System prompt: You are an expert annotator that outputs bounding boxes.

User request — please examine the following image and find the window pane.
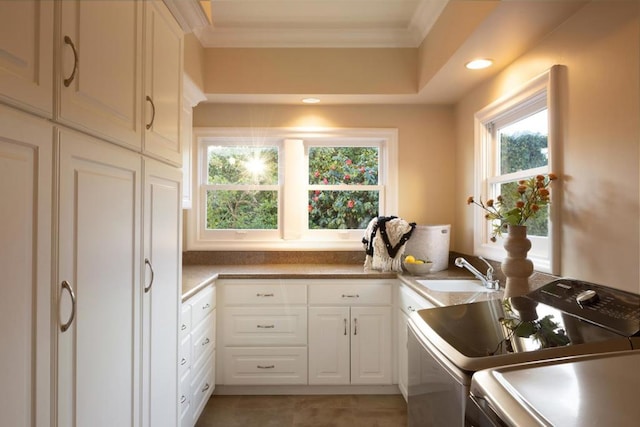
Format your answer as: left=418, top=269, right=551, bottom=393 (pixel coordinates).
left=499, top=109, right=548, bottom=174
left=308, top=146, right=378, bottom=185
left=496, top=181, right=549, bottom=237
left=206, top=190, right=278, bottom=229
left=308, top=190, right=379, bottom=229
left=208, top=146, right=278, bottom=185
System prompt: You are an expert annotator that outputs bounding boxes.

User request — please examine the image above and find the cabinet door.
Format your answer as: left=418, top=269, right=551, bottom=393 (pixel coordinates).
left=308, top=307, right=350, bottom=385
left=0, top=0, right=53, bottom=117
left=58, top=0, right=143, bottom=150
left=397, top=310, right=409, bottom=400
left=0, top=105, right=52, bottom=427
left=351, top=306, right=392, bottom=385
left=142, top=158, right=182, bottom=427
left=57, top=128, right=142, bottom=427
left=144, top=0, right=183, bottom=166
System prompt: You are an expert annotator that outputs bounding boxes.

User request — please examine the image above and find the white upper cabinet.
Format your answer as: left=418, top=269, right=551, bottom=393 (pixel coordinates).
left=144, top=0, right=184, bottom=166
left=0, top=0, right=53, bottom=117
left=57, top=0, right=143, bottom=151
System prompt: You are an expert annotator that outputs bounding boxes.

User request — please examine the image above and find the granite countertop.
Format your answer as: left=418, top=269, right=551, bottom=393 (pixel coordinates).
left=182, top=263, right=504, bottom=306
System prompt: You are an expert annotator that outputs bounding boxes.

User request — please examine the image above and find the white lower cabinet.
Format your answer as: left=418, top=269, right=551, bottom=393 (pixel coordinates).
left=309, top=305, right=392, bottom=385
left=56, top=128, right=143, bottom=427
left=223, top=347, right=308, bottom=385
left=142, top=158, right=182, bottom=427
left=0, top=105, right=52, bottom=427
left=397, top=283, right=436, bottom=400
left=180, top=284, right=216, bottom=427
left=55, top=127, right=182, bottom=427
left=218, top=280, right=308, bottom=386
left=308, top=281, right=393, bottom=385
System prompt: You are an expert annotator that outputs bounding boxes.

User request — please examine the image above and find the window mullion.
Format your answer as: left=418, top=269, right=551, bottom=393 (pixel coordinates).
left=282, top=139, right=305, bottom=240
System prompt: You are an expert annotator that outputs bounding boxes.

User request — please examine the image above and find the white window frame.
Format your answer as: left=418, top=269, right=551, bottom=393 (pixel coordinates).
left=473, top=66, right=561, bottom=274
left=186, top=127, right=398, bottom=251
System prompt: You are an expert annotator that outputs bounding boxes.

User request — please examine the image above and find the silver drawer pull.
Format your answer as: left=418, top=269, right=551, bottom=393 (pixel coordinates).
left=257, top=365, right=275, bottom=369
left=342, top=294, right=359, bottom=298
left=202, top=303, right=210, bottom=310
left=180, top=358, right=187, bottom=366
left=257, top=324, right=275, bottom=329
left=201, top=337, right=210, bottom=346
left=181, top=324, right=187, bottom=331
left=180, top=395, right=187, bottom=404
left=202, top=383, right=210, bottom=393
left=256, top=293, right=274, bottom=297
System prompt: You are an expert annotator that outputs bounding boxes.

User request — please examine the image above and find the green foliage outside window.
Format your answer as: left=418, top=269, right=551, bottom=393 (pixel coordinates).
left=499, top=132, right=549, bottom=236
left=308, top=147, right=380, bottom=229
left=206, top=146, right=278, bottom=230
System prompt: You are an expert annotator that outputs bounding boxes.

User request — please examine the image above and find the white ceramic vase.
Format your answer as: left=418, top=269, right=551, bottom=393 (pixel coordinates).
left=501, top=225, right=534, bottom=298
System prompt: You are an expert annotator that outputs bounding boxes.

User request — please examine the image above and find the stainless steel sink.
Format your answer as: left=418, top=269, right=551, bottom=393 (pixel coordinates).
left=416, top=279, right=496, bottom=293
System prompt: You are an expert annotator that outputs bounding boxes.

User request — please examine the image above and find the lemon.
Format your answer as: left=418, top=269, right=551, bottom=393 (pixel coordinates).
left=404, top=255, right=416, bottom=264
left=414, top=259, right=424, bottom=264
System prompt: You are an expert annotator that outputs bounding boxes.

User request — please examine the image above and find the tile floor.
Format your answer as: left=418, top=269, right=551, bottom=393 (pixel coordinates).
left=195, top=394, right=407, bottom=427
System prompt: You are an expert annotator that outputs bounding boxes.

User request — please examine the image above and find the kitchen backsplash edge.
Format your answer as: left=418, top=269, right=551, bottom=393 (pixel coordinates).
left=182, top=250, right=559, bottom=290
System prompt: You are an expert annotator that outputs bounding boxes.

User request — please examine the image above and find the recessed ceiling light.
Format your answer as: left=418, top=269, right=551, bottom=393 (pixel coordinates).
left=302, top=97, right=321, bottom=104
left=465, top=59, right=493, bottom=70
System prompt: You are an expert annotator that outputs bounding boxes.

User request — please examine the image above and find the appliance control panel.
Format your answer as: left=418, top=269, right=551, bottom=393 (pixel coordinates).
left=527, top=279, right=640, bottom=337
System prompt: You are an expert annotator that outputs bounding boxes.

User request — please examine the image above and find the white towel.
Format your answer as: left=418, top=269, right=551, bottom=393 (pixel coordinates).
left=362, top=216, right=416, bottom=272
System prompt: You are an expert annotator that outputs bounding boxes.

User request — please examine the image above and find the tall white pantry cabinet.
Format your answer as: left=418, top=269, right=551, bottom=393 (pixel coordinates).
left=0, top=1, right=185, bottom=427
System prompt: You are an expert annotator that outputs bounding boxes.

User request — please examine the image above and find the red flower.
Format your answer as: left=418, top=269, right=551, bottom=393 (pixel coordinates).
left=322, top=178, right=328, bottom=184
left=344, top=174, right=350, bottom=181
left=347, top=200, right=355, bottom=208
left=314, top=171, right=320, bottom=178
left=308, top=205, right=313, bottom=212
left=313, top=196, right=319, bottom=202
left=345, top=159, right=352, bottom=165
left=359, top=167, right=365, bottom=173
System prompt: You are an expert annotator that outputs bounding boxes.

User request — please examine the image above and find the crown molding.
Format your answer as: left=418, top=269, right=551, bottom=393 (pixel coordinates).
left=408, top=0, right=449, bottom=46
left=162, top=0, right=210, bottom=33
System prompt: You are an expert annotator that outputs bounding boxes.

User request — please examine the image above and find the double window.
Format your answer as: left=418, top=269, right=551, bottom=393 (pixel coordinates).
left=473, top=67, right=561, bottom=273
left=187, top=128, right=398, bottom=250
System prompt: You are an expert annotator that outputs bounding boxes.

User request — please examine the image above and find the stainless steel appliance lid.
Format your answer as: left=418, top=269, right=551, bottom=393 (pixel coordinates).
left=526, top=279, right=640, bottom=337
left=470, top=351, right=640, bottom=427
left=412, top=279, right=640, bottom=371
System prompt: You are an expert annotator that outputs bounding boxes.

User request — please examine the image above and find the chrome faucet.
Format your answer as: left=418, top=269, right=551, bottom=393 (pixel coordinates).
left=454, top=257, right=500, bottom=290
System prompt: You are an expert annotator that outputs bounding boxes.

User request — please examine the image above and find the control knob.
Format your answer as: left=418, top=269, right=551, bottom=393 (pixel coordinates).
left=576, top=289, right=599, bottom=307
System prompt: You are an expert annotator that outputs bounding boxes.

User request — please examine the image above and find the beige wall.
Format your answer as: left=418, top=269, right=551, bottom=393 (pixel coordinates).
left=193, top=103, right=457, bottom=229
left=184, top=33, right=205, bottom=89
left=202, top=48, right=417, bottom=94
left=454, top=1, right=639, bottom=293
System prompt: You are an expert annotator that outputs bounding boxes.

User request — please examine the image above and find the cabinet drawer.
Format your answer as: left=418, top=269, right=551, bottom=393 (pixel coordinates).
left=178, top=368, right=191, bottom=418
left=190, top=286, right=215, bottom=327
left=192, top=311, right=215, bottom=366
left=179, top=336, right=191, bottom=378
left=180, top=303, right=192, bottom=340
left=223, top=282, right=307, bottom=305
left=223, top=347, right=307, bottom=385
left=309, top=283, right=392, bottom=305
left=223, top=307, right=307, bottom=346
left=190, top=352, right=214, bottom=425
left=398, top=285, right=435, bottom=315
